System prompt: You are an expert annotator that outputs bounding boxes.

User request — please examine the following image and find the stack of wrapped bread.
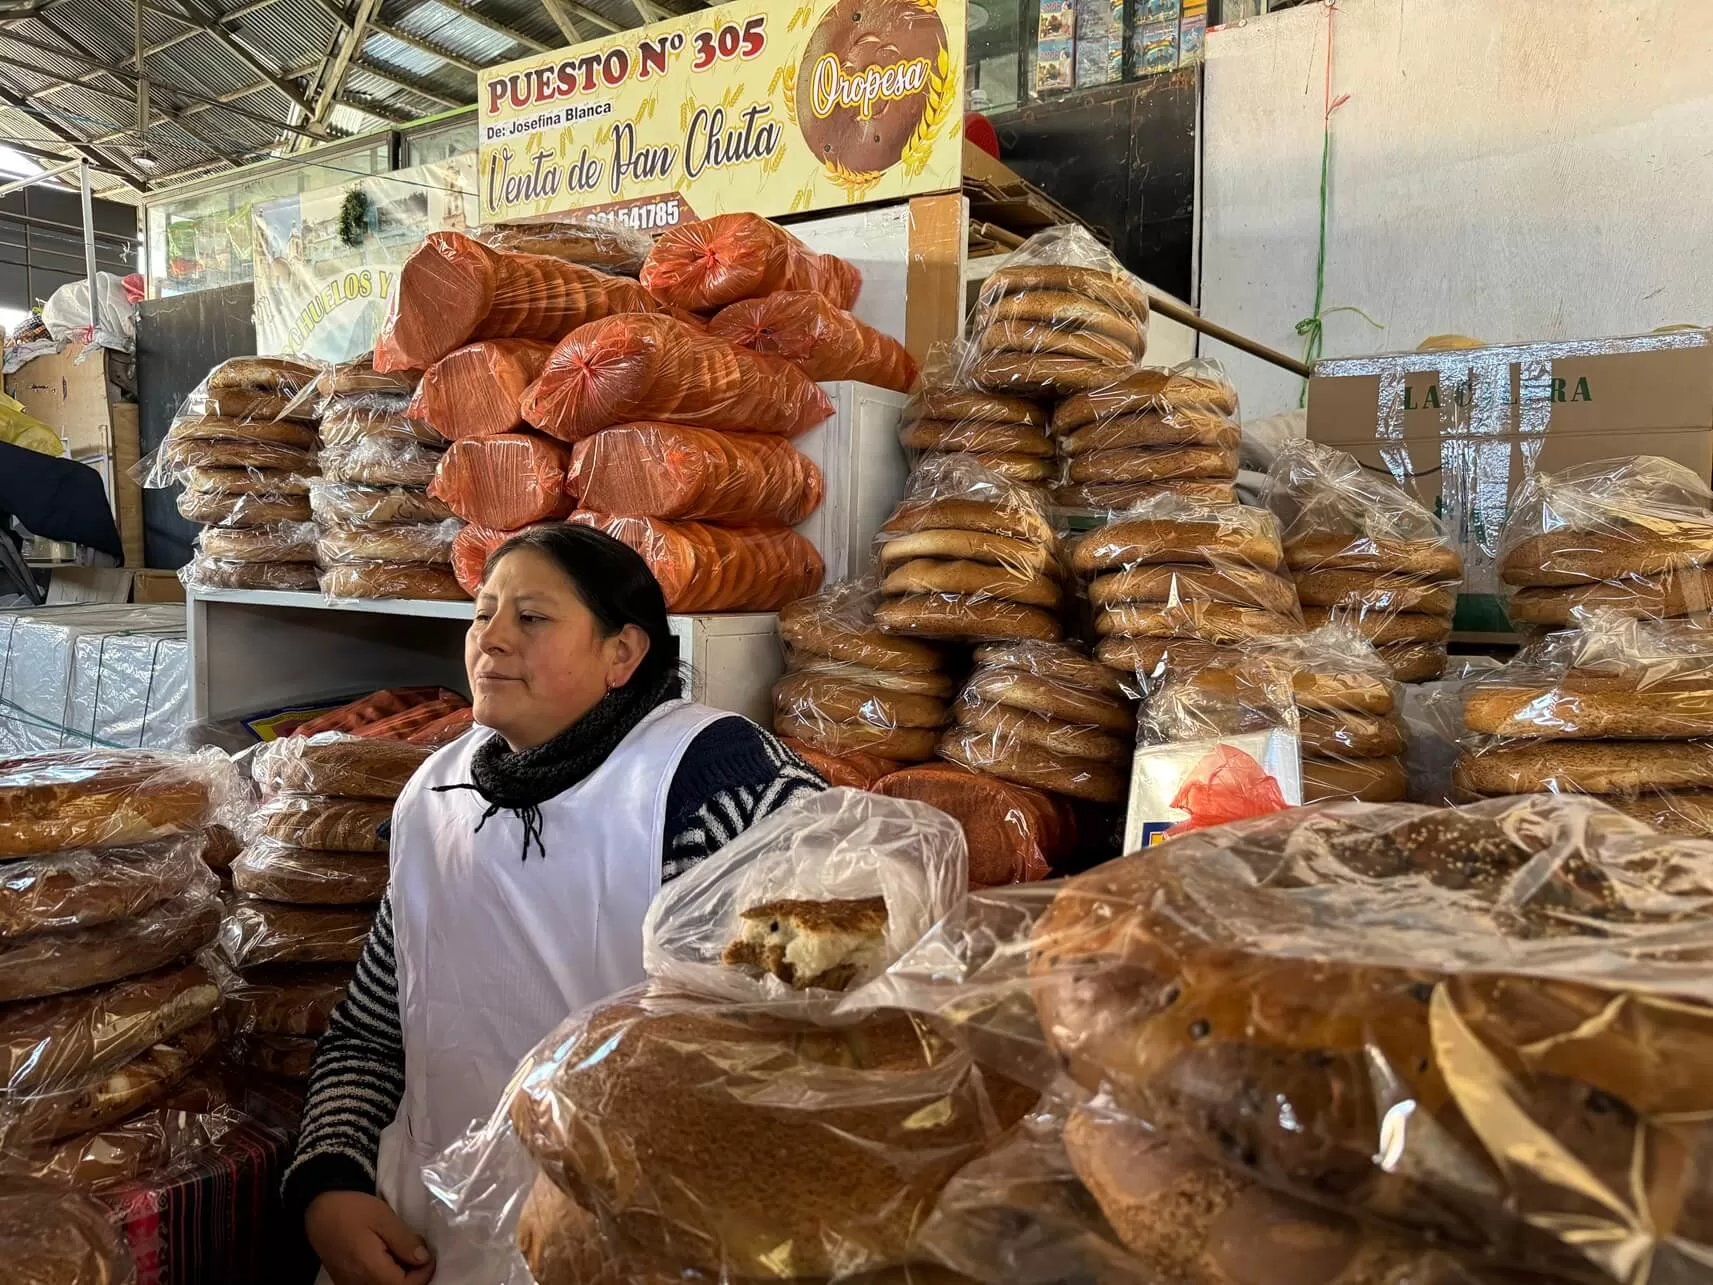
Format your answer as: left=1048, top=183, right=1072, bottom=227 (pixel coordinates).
left=772, top=579, right=953, bottom=776
left=0, top=751, right=232, bottom=1184
left=310, top=354, right=464, bottom=602
left=937, top=641, right=1133, bottom=805
left=874, top=457, right=1065, bottom=643
left=898, top=384, right=1054, bottom=500
left=224, top=734, right=428, bottom=1082
left=963, top=227, right=1150, bottom=399
left=1073, top=494, right=1304, bottom=678
left=160, top=356, right=322, bottom=592
left=1264, top=439, right=1461, bottom=681
left=1050, top=363, right=1241, bottom=512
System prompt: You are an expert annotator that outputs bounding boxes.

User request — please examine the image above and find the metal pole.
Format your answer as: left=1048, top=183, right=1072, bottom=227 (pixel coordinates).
left=1144, top=290, right=1314, bottom=378
left=0, top=158, right=81, bottom=198
left=79, top=159, right=98, bottom=339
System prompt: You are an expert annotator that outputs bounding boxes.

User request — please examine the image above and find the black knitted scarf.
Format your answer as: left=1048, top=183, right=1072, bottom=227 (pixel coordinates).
left=432, top=668, right=681, bottom=861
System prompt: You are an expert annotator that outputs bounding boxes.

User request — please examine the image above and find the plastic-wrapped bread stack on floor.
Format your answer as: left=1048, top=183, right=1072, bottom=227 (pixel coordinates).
left=772, top=578, right=955, bottom=779
left=0, top=752, right=234, bottom=1189
left=1072, top=493, right=1305, bottom=679
left=310, top=353, right=463, bottom=602
left=1049, top=362, right=1241, bottom=512
left=224, top=734, right=428, bottom=1084
left=897, top=382, right=1055, bottom=504
left=149, top=356, right=323, bottom=592
left=1263, top=439, right=1462, bottom=682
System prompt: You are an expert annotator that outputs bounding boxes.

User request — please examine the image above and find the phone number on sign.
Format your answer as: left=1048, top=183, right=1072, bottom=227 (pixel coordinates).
left=586, top=198, right=686, bottom=231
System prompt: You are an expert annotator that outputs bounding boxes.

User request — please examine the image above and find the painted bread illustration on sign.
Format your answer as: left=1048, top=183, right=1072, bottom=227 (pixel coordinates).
left=793, top=0, right=955, bottom=195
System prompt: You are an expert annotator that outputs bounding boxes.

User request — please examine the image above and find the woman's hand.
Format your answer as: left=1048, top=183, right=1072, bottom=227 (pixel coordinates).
left=306, top=1190, right=436, bottom=1285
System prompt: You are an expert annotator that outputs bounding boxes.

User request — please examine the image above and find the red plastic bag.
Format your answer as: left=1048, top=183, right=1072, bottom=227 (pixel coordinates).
left=640, top=213, right=861, bottom=312
left=428, top=433, right=576, bottom=528
left=707, top=292, right=917, bottom=392
left=410, top=340, right=554, bottom=441
left=522, top=314, right=832, bottom=442
left=568, top=424, right=823, bottom=525
left=406, top=707, right=475, bottom=747
left=450, top=522, right=520, bottom=595
left=569, top=511, right=824, bottom=612
left=1167, top=742, right=1289, bottom=833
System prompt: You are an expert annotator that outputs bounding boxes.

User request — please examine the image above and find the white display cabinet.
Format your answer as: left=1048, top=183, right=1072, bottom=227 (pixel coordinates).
left=796, top=380, right=910, bottom=584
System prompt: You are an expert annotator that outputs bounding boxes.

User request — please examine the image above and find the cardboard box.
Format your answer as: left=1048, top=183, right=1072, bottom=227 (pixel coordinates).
left=1308, top=330, right=1713, bottom=634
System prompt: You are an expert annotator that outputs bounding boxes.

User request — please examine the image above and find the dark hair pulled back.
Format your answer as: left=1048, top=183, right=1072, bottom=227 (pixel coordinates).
left=484, top=524, right=682, bottom=697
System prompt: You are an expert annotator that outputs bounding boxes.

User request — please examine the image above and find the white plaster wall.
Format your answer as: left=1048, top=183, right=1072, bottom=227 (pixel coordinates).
left=1200, top=0, right=1713, bottom=419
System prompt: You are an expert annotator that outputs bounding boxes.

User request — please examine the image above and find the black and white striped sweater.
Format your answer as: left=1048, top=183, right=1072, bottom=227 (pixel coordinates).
left=281, top=714, right=824, bottom=1219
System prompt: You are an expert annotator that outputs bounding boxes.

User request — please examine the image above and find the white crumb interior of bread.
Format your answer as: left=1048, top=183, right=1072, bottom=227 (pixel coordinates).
left=736, top=913, right=888, bottom=989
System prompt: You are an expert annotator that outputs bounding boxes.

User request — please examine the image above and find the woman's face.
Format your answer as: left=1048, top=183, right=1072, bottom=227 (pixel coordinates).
left=466, top=547, right=651, bottom=751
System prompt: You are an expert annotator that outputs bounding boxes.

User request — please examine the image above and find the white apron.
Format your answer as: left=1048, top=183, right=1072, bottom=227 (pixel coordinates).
left=316, top=699, right=725, bottom=1285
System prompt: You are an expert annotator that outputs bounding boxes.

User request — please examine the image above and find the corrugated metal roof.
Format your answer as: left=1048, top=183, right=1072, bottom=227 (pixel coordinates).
left=0, top=0, right=658, bottom=193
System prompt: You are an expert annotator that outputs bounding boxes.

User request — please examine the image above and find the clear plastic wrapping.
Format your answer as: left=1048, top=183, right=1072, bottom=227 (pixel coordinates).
left=308, top=481, right=455, bottom=527
left=316, top=351, right=419, bottom=402
left=568, top=423, right=824, bottom=525
left=186, top=356, right=321, bottom=423
left=0, top=834, right=215, bottom=939
left=1498, top=454, right=1713, bottom=627
left=0, top=1180, right=136, bottom=1283
left=231, top=1032, right=317, bottom=1080
left=230, top=842, right=388, bottom=905
left=176, top=486, right=307, bottom=529
left=318, top=561, right=469, bottom=604
left=638, top=213, right=861, bottom=312
left=707, top=291, right=917, bottom=391
left=318, top=397, right=443, bottom=448
left=318, top=435, right=445, bottom=488
left=874, top=455, right=1064, bottom=643
left=875, top=764, right=1073, bottom=886
left=219, top=897, right=373, bottom=968
left=179, top=554, right=319, bottom=593
left=0, top=749, right=240, bottom=861
left=569, top=512, right=824, bottom=613
left=898, top=381, right=1052, bottom=477
left=772, top=669, right=947, bottom=764
left=2, top=1104, right=243, bottom=1190
left=521, top=314, right=835, bottom=442
left=196, top=520, right=319, bottom=564
left=962, top=225, right=1150, bottom=397
left=1049, top=358, right=1239, bottom=430
left=0, top=893, right=221, bottom=1004
left=315, top=519, right=462, bottom=566
left=428, top=432, right=576, bottom=529
left=480, top=218, right=651, bottom=276
left=778, top=577, right=949, bottom=674
left=408, top=339, right=554, bottom=442
left=222, top=965, right=348, bottom=1038
left=373, top=230, right=659, bottom=373
left=251, top=794, right=391, bottom=852
left=252, top=731, right=430, bottom=800
left=451, top=523, right=513, bottom=596
left=776, top=738, right=901, bottom=790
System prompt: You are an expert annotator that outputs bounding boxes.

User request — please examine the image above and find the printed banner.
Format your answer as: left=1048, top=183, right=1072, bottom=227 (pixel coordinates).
left=478, top=0, right=965, bottom=229
left=252, top=157, right=479, bottom=361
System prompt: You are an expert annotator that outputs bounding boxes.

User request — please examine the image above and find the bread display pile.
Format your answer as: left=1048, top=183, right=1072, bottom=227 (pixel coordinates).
left=0, top=751, right=231, bottom=1176
left=707, top=289, right=917, bottom=391
left=224, top=733, right=428, bottom=1081
left=898, top=384, right=1055, bottom=499
left=310, top=353, right=464, bottom=602
left=1264, top=439, right=1462, bottom=681
left=162, top=356, right=323, bottom=592
left=772, top=579, right=953, bottom=767
left=1498, top=455, right=1713, bottom=627
left=938, top=642, right=1134, bottom=805
left=1049, top=365, right=1241, bottom=512
left=874, top=460, right=1065, bottom=643
left=1072, top=495, right=1305, bottom=677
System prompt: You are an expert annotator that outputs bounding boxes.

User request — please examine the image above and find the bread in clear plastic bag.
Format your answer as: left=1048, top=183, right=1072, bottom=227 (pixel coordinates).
left=252, top=731, right=431, bottom=800
left=1066, top=443, right=1237, bottom=486
left=569, top=512, right=824, bottom=613
left=961, top=226, right=1150, bottom=397
left=374, top=230, right=660, bottom=373
left=429, top=432, right=576, bottom=529
left=230, top=842, right=388, bottom=905
left=318, top=434, right=444, bottom=488
left=196, top=520, right=318, bottom=563
left=315, top=519, right=462, bottom=566
left=778, top=577, right=950, bottom=674
left=0, top=893, right=221, bottom=1005
left=0, top=834, right=215, bottom=939
left=308, top=481, right=454, bottom=526
left=639, top=213, right=861, bottom=312
left=316, top=351, right=419, bottom=401
left=1050, top=360, right=1239, bottom=433
left=522, top=313, right=835, bottom=443
left=219, top=897, right=373, bottom=968
left=707, top=290, right=917, bottom=391
left=156, top=431, right=315, bottom=479
left=165, top=413, right=318, bottom=452
left=252, top=794, right=391, bottom=852
left=318, top=561, right=468, bottom=603
left=568, top=423, right=824, bottom=526
left=777, top=738, right=900, bottom=790
left=0, top=1179, right=136, bottom=1283
left=319, top=398, right=444, bottom=448
left=0, top=961, right=219, bottom=1098
left=232, top=1031, right=318, bottom=1080
left=408, top=339, right=554, bottom=442
left=3, top=1103, right=244, bottom=1191
left=0, top=749, right=240, bottom=861
left=222, top=965, right=348, bottom=1038
left=179, top=554, right=319, bottom=593
left=177, top=487, right=313, bottom=528
left=1051, top=478, right=1238, bottom=513
left=194, top=356, right=322, bottom=422
left=772, top=671, right=947, bottom=764
left=874, top=764, right=1071, bottom=887
left=480, top=218, right=651, bottom=276
left=899, top=381, right=1049, bottom=461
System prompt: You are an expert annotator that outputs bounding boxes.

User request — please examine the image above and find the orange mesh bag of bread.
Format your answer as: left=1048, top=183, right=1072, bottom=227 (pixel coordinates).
left=568, top=424, right=823, bottom=526
left=707, top=291, right=917, bottom=392
left=429, top=434, right=576, bottom=528
left=777, top=738, right=899, bottom=789
left=569, top=512, right=824, bottom=612
left=639, top=213, right=861, bottom=312
left=375, top=231, right=657, bottom=373
left=522, top=314, right=833, bottom=443
left=409, top=340, right=555, bottom=441
left=451, top=522, right=520, bottom=594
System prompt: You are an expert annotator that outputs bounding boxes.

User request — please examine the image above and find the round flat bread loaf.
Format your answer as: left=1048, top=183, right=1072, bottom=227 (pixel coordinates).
left=0, top=1177, right=135, bottom=1283
left=880, top=497, right=1053, bottom=545
left=184, top=466, right=312, bottom=496
left=1378, top=642, right=1448, bottom=682
left=874, top=594, right=1063, bottom=643
left=938, top=726, right=1126, bottom=803
left=1097, top=601, right=1303, bottom=645
left=1053, top=371, right=1239, bottom=433
left=975, top=320, right=1140, bottom=366
left=208, top=355, right=319, bottom=396
left=1302, top=755, right=1407, bottom=803
left=779, top=599, right=945, bottom=673
left=773, top=672, right=948, bottom=730
left=1072, top=511, right=1283, bottom=575
left=1293, top=569, right=1456, bottom=617
left=873, top=763, right=1069, bottom=887
left=8, top=1018, right=219, bottom=1145
left=0, top=895, right=220, bottom=1004
left=1597, top=791, right=1713, bottom=837
left=1454, top=740, right=1713, bottom=796
left=1182, top=665, right=1396, bottom=716
left=1501, top=528, right=1713, bottom=588
left=1051, top=480, right=1238, bottom=511
left=178, top=489, right=312, bottom=527
left=231, top=844, right=390, bottom=905
left=1506, top=572, right=1713, bottom=626
left=1060, top=408, right=1238, bottom=455
left=225, top=966, right=349, bottom=1037
left=877, top=530, right=1058, bottom=577
left=900, top=419, right=1053, bottom=456
left=1284, top=533, right=1461, bottom=580
left=1094, top=635, right=1234, bottom=678
left=235, top=1032, right=317, bottom=1080
left=954, top=699, right=1132, bottom=763
left=978, top=265, right=1150, bottom=321
left=0, top=837, right=202, bottom=939
left=969, top=351, right=1119, bottom=397
left=253, top=733, right=431, bottom=800
left=309, top=484, right=454, bottom=526
left=1463, top=678, right=1713, bottom=739
left=1298, top=709, right=1405, bottom=759
left=168, top=414, right=317, bottom=450
left=1301, top=606, right=1451, bottom=645
left=954, top=452, right=1054, bottom=482
left=316, top=523, right=458, bottom=565
left=163, top=436, right=314, bottom=473
left=971, top=641, right=1132, bottom=700
left=880, top=557, right=1061, bottom=608
left=257, top=796, right=392, bottom=852
left=909, top=388, right=1046, bottom=427
left=198, top=524, right=318, bottom=563
left=962, top=668, right=1133, bottom=731
left=0, top=752, right=214, bottom=861
left=1066, top=445, right=1238, bottom=484
left=220, top=899, right=374, bottom=968
left=985, top=290, right=1147, bottom=347
left=320, top=405, right=444, bottom=447
left=192, top=560, right=320, bottom=592
left=772, top=709, right=938, bottom=762
left=1090, top=564, right=1300, bottom=616
left=319, top=562, right=468, bottom=602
